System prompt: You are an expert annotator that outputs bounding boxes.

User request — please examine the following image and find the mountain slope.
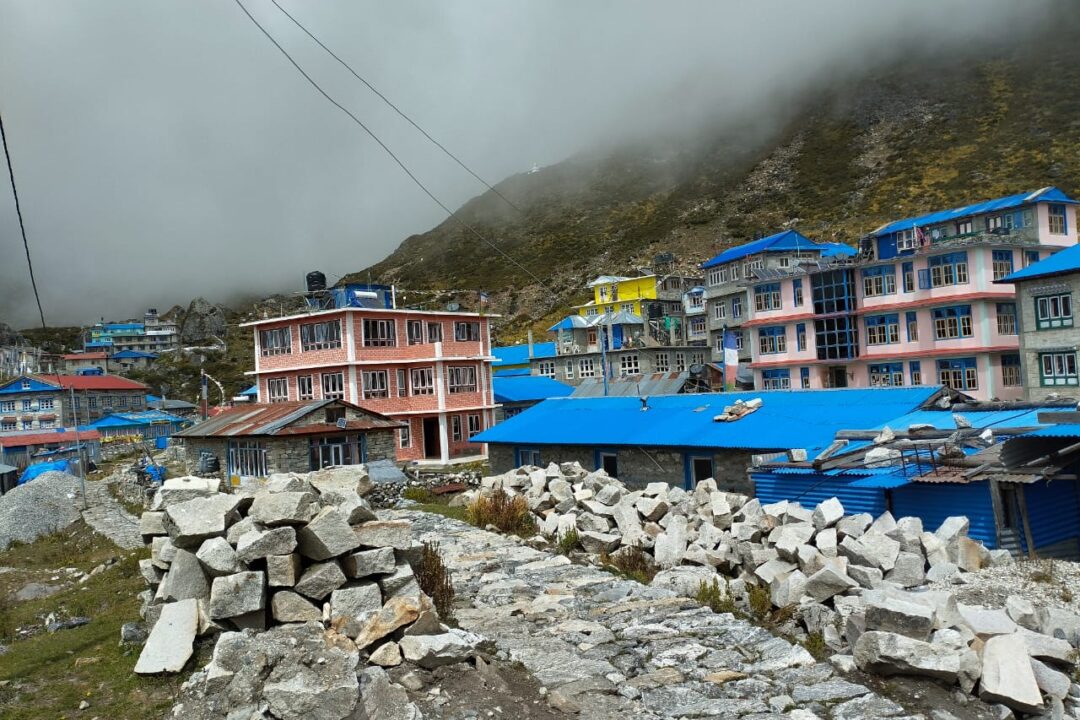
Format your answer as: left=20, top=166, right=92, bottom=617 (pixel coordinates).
left=348, top=20, right=1080, bottom=342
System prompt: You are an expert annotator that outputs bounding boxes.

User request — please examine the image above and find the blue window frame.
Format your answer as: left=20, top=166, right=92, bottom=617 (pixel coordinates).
left=793, top=279, right=804, bottom=307
left=909, top=361, right=922, bottom=385
left=796, top=323, right=807, bottom=351
left=1048, top=204, right=1067, bottom=235
left=937, top=357, right=978, bottom=391
left=991, top=250, right=1014, bottom=280
left=754, top=283, right=782, bottom=312
left=799, top=367, right=810, bottom=389
left=684, top=453, right=716, bottom=490
left=758, top=326, right=787, bottom=354
left=865, top=314, right=900, bottom=345
left=905, top=311, right=918, bottom=342
left=933, top=305, right=973, bottom=340
left=862, top=265, right=896, bottom=297
left=902, top=262, right=914, bottom=293
left=868, top=362, right=903, bottom=386
left=515, top=447, right=542, bottom=467
left=1025, top=250, right=1041, bottom=267
left=762, top=369, right=791, bottom=389
left=928, top=252, right=969, bottom=287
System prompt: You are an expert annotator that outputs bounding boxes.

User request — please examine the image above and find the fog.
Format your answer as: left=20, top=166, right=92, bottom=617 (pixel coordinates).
left=0, top=0, right=1053, bottom=328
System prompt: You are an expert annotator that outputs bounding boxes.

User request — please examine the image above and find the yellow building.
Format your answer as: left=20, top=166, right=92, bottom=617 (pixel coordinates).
left=576, top=275, right=659, bottom=317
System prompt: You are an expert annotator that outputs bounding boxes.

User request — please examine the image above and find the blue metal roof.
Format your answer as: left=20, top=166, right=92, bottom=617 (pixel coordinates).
left=702, top=230, right=852, bottom=269
left=240, top=385, right=258, bottom=397
left=111, top=350, right=159, bottom=359
left=872, top=406, right=1066, bottom=432
left=494, top=368, right=532, bottom=378
left=474, top=386, right=942, bottom=452
left=493, top=376, right=573, bottom=404
left=1020, top=424, right=1080, bottom=439
left=872, top=187, right=1078, bottom=237
left=999, top=243, right=1080, bottom=284
left=549, top=316, right=590, bottom=331
left=492, top=342, right=557, bottom=367
left=82, top=410, right=188, bottom=430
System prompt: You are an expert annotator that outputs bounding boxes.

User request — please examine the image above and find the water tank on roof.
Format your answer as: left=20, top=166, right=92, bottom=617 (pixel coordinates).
left=306, top=271, right=327, bottom=293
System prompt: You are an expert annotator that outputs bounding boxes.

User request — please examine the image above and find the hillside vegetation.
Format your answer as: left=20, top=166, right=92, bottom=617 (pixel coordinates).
left=348, top=19, right=1080, bottom=343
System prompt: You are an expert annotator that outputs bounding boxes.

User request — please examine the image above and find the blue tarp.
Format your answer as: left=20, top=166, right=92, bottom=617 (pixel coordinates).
left=19, top=459, right=71, bottom=484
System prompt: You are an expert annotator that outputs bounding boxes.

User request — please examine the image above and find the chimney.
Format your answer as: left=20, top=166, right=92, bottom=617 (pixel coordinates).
left=527, top=330, right=535, bottom=359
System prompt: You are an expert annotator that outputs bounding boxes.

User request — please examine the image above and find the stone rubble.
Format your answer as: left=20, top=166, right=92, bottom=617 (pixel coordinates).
left=458, top=463, right=1080, bottom=718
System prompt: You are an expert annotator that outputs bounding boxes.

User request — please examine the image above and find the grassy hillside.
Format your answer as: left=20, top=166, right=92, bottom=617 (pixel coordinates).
left=347, top=17, right=1080, bottom=344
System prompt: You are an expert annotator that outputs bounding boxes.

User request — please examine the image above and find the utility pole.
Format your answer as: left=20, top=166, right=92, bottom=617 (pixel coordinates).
left=69, top=385, right=87, bottom=509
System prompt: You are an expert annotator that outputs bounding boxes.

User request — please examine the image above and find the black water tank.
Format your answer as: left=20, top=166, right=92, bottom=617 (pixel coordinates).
left=306, top=271, right=327, bottom=292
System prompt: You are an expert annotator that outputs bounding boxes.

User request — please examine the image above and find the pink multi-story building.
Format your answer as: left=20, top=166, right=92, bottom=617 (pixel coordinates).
left=744, top=187, right=1078, bottom=400
left=243, top=306, right=496, bottom=464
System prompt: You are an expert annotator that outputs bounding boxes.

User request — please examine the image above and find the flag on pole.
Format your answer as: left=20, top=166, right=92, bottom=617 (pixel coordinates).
left=722, top=329, right=739, bottom=390
left=478, top=290, right=489, bottom=316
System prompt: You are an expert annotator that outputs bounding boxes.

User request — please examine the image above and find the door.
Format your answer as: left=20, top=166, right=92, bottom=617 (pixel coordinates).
left=423, top=417, right=441, bottom=459
left=686, top=455, right=714, bottom=489
left=599, top=452, right=618, bottom=478
left=827, top=366, right=848, bottom=389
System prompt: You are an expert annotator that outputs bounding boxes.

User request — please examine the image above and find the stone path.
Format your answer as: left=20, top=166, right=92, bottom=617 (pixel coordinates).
left=391, top=510, right=928, bottom=720
left=82, top=478, right=143, bottom=550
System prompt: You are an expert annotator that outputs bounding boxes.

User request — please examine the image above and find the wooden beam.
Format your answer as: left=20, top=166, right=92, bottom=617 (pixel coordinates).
left=987, top=477, right=1005, bottom=550
left=1036, top=411, right=1080, bottom=424
left=1016, top=484, right=1037, bottom=560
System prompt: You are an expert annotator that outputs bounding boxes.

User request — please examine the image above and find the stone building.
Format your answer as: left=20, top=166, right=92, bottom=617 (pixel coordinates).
left=0, top=373, right=148, bottom=431
left=174, top=399, right=402, bottom=484
left=998, top=242, right=1080, bottom=401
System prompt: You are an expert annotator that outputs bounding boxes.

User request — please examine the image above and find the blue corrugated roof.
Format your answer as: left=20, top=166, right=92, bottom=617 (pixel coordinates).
left=493, top=376, right=573, bottom=403
left=872, top=406, right=1065, bottom=432
left=240, top=385, right=258, bottom=396
left=474, top=386, right=941, bottom=452
left=702, top=230, right=846, bottom=269
left=872, top=187, right=1078, bottom=237
left=495, top=368, right=532, bottom=377
left=492, top=342, right=557, bottom=367
left=111, top=350, right=158, bottom=359
left=1020, top=424, right=1080, bottom=439
left=998, top=243, right=1080, bottom=284
left=82, top=410, right=188, bottom=430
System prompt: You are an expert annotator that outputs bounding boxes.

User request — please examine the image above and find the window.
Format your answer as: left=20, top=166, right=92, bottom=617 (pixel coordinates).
left=690, top=317, right=706, bottom=335
left=655, top=352, right=670, bottom=372
left=707, top=268, right=722, bottom=286
left=758, top=326, right=787, bottom=354
left=267, top=377, right=289, bottom=403
left=986, top=215, right=1004, bottom=231
left=762, top=369, right=790, bottom=390
left=620, top=303, right=634, bottom=313
left=730, top=265, right=740, bottom=281
left=363, top=319, right=396, bottom=347
left=731, top=296, right=742, bottom=319
left=298, top=375, right=314, bottom=400
left=411, top=367, right=434, bottom=395
left=1001, top=354, right=1022, bottom=387
left=718, top=267, right=728, bottom=283
left=39, top=397, right=54, bottom=410
left=897, top=228, right=917, bottom=252
left=88, top=397, right=97, bottom=409
left=1025, top=251, right=1041, bottom=268
left=933, top=305, right=973, bottom=340
left=116, top=396, right=127, bottom=408
left=579, top=358, right=596, bottom=377
left=447, top=366, right=478, bottom=393
left=407, top=320, right=425, bottom=345
left=0, top=401, right=13, bottom=412
left=713, top=301, right=726, bottom=320
left=0, top=421, right=14, bottom=431
left=793, top=279, right=803, bottom=307
left=322, top=372, right=345, bottom=400
left=325, top=407, right=345, bottom=424
left=260, top=327, right=292, bottom=355
left=800, top=367, right=810, bottom=389
left=909, top=361, right=922, bottom=385
left=228, top=439, right=268, bottom=478
left=20, top=380, right=29, bottom=389
left=754, top=283, right=782, bottom=312
left=362, top=371, right=389, bottom=399
left=732, top=330, right=744, bottom=350
left=397, top=369, right=408, bottom=397
left=427, top=322, right=443, bottom=343
left=869, top=362, right=904, bottom=386
left=902, top=262, right=914, bottom=293
left=300, top=320, right=342, bottom=351
left=691, top=351, right=706, bottom=366
left=956, top=219, right=973, bottom=235
left=674, top=352, right=686, bottom=372
left=996, top=303, right=1017, bottom=335
left=619, top=354, right=640, bottom=376
left=21, top=420, right=32, bottom=430
left=814, top=317, right=859, bottom=361
left=1035, top=293, right=1073, bottom=329
left=796, top=323, right=807, bottom=352
left=400, top=425, right=411, bottom=448
left=906, top=311, right=919, bottom=342
left=865, top=314, right=900, bottom=345
left=38, top=417, right=54, bottom=428
left=451, top=415, right=462, bottom=442
left=862, top=266, right=896, bottom=297
left=929, top=252, right=968, bottom=288
left=992, top=250, right=1014, bottom=280
left=467, top=414, right=481, bottom=439
left=537, top=361, right=555, bottom=378
left=1040, top=352, right=1078, bottom=386
left=937, top=357, right=978, bottom=391
left=455, top=321, right=481, bottom=342
left=1049, top=204, right=1067, bottom=235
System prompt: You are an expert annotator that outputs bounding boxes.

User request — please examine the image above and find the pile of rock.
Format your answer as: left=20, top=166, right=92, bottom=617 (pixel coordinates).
left=367, top=467, right=483, bottom=508
left=133, top=467, right=484, bottom=717
left=463, top=464, right=1080, bottom=717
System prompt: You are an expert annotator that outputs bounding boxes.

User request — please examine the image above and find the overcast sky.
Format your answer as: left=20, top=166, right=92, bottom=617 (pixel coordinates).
left=0, top=0, right=1050, bottom=328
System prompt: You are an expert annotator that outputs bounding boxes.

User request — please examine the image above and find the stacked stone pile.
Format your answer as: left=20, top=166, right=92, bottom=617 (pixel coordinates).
left=462, top=464, right=1080, bottom=717
left=133, top=467, right=484, bottom=718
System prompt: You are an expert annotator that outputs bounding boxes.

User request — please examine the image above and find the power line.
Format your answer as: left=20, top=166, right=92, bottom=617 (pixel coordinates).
left=231, top=0, right=547, bottom=288
left=0, top=108, right=47, bottom=330
left=268, top=0, right=525, bottom=216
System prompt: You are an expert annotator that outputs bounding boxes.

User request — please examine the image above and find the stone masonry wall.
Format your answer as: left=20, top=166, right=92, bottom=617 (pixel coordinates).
left=1017, top=274, right=1080, bottom=402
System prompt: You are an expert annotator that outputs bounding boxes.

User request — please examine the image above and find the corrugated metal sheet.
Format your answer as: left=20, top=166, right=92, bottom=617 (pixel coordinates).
left=892, top=482, right=997, bottom=548
left=1020, top=424, right=1080, bottom=438
left=492, top=342, right=557, bottom=367
left=493, top=376, right=573, bottom=403
left=701, top=230, right=855, bottom=269
left=1000, top=242, right=1080, bottom=283
left=475, top=386, right=941, bottom=452
left=570, top=373, right=688, bottom=398
left=175, top=400, right=398, bottom=438
left=753, top=473, right=887, bottom=517
left=848, top=475, right=913, bottom=489
left=873, top=187, right=1077, bottom=237
left=1021, top=480, right=1080, bottom=552
left=874, top=407, right=1063, bottom=433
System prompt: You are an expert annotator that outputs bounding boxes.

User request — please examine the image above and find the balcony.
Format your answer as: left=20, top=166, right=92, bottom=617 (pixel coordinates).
left=914, top=226, right=1040, bottom=252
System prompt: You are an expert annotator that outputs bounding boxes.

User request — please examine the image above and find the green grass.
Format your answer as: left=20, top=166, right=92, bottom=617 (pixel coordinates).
left=413, top=503, right=468, bottom=522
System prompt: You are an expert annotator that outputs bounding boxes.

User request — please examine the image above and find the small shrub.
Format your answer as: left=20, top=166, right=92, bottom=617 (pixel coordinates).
left=802, top=632, right=827, bottom=659
left=599, top=544, right=657, bottom=584
left=465, top=490, right=537, bottom=538
left=695, top=578, right=736, bottom=614
left=413, top=540, right=455, bottom=622
left=556, top=529, right=580, bottom=556
left=1062, top=587, right=1074, bottom=603
left=402, top=486, right=435, bottom=504
left=1028, top=558, right=1056, bottom=584
left=748, top=583, right=773, bottom=621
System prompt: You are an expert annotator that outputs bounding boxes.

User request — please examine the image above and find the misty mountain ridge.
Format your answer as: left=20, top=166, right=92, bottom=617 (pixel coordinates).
left=349, top=20, right=1080, bottom=341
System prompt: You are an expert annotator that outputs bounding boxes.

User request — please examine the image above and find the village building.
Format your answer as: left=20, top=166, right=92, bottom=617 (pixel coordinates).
left=110, top=349, right=159, bottom=373
left=996, top=242, right=1080, bottom=401
left=492, top=341, right=556, bottom=377
left=242, top=303, right=496, bottom=464
left=742, top=187, right=1078, bottom=399
left=147, top=396, right=199, bottom=418
left=82, top=410, right=190, bottom=445
left=62, top=351, right=110, bottom=374
left=0, top=429, right=102, bottom=470
left=1, top=343, right=55, bottom=377
left=173, top=399, right=400, bottom=482
left=85, top=308, right=180, bottom=354
left=474, top=386, right=946, bottom=492
left=0, top=374, right=148, bottom=431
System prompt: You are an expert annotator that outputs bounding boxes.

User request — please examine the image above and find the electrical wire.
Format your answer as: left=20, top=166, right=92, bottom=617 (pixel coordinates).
left=231, top=0, right=547, bottom=288
left=0, top=108, right=47, bottom=330
left=268, top=0, right=526, bottom=216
